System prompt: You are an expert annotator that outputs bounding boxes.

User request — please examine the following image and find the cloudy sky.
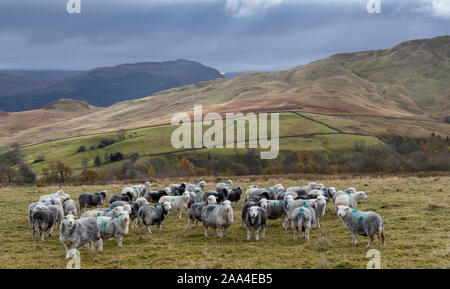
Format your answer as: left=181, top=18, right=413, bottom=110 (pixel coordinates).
left=0, top=0, right=449, bottom=72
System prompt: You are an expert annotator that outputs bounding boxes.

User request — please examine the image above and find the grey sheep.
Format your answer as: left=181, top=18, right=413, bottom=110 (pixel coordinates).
left=185, top=195, right=217, bottom=230
left=241, top=198, right=268, bottom=228
left=138, top=201, right=172, bottom=235
left=201, top=200, right=234, bottom=238
left=78, top=190, right=107, bottom=212
left=290, top=203, right=317, bottom=242
left=335, top=191, right=368, bottom=210
left=95, top=208, right=130, bottom=248
left=60, top=214, right=103, bottom=254
left=31, top=207, right=56, bottom=241
left=63, top=199, right=79, bottom=218
left=110, top=193, right=132, bottom=205
left=337, top=205, right=386, bottom=248
left=244, top=206, right=267, bottom=241
left=265, top=199, right=288, bottom=221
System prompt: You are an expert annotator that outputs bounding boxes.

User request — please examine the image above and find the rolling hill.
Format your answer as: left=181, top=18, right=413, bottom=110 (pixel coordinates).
left=0, top=59, right=224, bottom=112
left=0, top=36, right=449, bottom=150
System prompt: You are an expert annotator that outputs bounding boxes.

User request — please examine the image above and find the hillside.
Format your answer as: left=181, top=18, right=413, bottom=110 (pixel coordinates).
left=0, top=59, right=224, bottom=112
left=0, top=36, right=449, bottom=149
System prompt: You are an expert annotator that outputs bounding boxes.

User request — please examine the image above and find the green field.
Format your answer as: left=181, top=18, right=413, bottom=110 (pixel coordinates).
left=15, top=112, right=383, bottom=175
left=0, top=175, right=448, bottom=268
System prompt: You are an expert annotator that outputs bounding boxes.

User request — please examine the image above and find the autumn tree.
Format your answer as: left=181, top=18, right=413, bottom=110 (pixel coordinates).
left=45, top=161, right=73, bottom=183
left=80, top=169, right=99, bottom=182
left=177, top=157, right=195, bottom=176
left=0, top=168, right=19, bottom=183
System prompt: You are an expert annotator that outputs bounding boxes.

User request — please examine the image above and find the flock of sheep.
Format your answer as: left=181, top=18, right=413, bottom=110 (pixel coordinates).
left=27, top=180, right=386, bottom=261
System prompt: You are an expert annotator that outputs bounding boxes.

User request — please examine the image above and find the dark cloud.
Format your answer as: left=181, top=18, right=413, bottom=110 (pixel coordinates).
left=0, top=0, right=448, bottom=72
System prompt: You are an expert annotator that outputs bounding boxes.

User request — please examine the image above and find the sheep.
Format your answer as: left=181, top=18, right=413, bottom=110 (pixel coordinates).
left=185, top=195, right=217, bottom=230
left=60, top=214, right=103, bottom=254
left=138, top=201, right=172, bottom=235
left=241, top=198, right=268, bottom=228
left=110, top=201, right=128, bottom=209
left=337, top=205, right=385, bottom=248
left=31, top=207, right=56, bottom=241
left=265, top=199, right=288, bottom=221
left=39, top=190, right=70, bottom=203
left=110, top=193, right=132, bottom=205
left=216, top=180, right=232, bottom=193
left=95, top=209, right=130, bottom=248
left=143, top=189, right=169, bottom=203
left=335, top=191, right=368, bottom=211
left=201, top=200, right=234, bottom=238
left=121, top=181, right=151, bottom=201
left=47, top=199, right=65, bottom=229
left=135, top=197, right=149, bottom=207
left=290, top=204, right=317, bottom=242
left=284, top=196, right=327, bottom=229
left=81, top=206, right=125, bottom=219
left=186, top=181, right=207, bottom=193
left=128, top=202, right=141, bottom=229
left=78, top=190, right=107, bottom=212
left=244, top=206, right=267, bottom=241
left=203, top=188, right=227, bottom=203
left=63, top=199, right=79, bottom=217
left=187, top=189, right=202, bottom=209
left=265, top=184, right=284, bottom=200
left=169, top=183, right=186, bottom=196
left=159, top=191, right=190, bottom=219
left=332, top=188, right=353, bottom=202
left=243, top=188, right=270, bottom=204
left=226, top=187, right=243, bottom=206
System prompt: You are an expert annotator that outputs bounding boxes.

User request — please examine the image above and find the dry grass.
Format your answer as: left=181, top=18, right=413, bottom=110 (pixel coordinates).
left=0, top=175, right=449, bottom=269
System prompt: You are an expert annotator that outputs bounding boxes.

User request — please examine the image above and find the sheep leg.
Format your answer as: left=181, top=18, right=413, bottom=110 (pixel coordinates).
left=146, top=226, right=152, bottom=235
left=262, top=226, right=266, bottom=238
left=203, top=226, right=208, bottom=237
left=367, top=233, right=374, bottom=248
left=186, top=219, right=192, bottom=230
left=255, top=228, right=260, bottom=241
left=352, top=233, right=358, bottom=246
left=97, top=239, right=103, bottom=252
left=157, top=224, right=161, bottom=231
left=316, top=218, right=320, bottom=228
left=294, top=227, right=298, bottom=241
left=118, top=236, right=123, bottom=248
left=305, top=228, right=310, bottom=242
left=178, top=210, right=182, bottom=219
left=195, top=219, right=199, bottom=228
left=247, top=228, right=251, bottom=240
left=282, top=217, right=288, bottom=231
left=214, top=228, right=218, bottom=237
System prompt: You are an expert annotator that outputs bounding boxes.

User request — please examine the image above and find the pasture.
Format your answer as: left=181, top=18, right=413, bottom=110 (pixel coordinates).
left=0, top=175, right=448, bottom=269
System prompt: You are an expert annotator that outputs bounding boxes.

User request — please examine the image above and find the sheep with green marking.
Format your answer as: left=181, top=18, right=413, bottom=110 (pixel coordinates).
left=337, top=205, right=385, bottom=248
left=158, top=191, right=190, bottom=219
left=95, top=208, right=130, bottom=249
left=335, top=191, right=367, bottom=211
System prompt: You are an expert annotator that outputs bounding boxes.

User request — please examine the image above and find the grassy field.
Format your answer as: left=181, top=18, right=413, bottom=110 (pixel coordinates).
left=13, top=112, right=383, bottom=175
left=0, top=175, right=448, bottom=269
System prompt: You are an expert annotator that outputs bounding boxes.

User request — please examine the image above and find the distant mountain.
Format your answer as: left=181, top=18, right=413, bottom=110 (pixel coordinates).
left=0, top=36, right=449, bottom=148
left=0, top=70, right=82, bottom=82
left=0, top=74, right=44, bottom=97
left=0, top=59, right=223, bottom=112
